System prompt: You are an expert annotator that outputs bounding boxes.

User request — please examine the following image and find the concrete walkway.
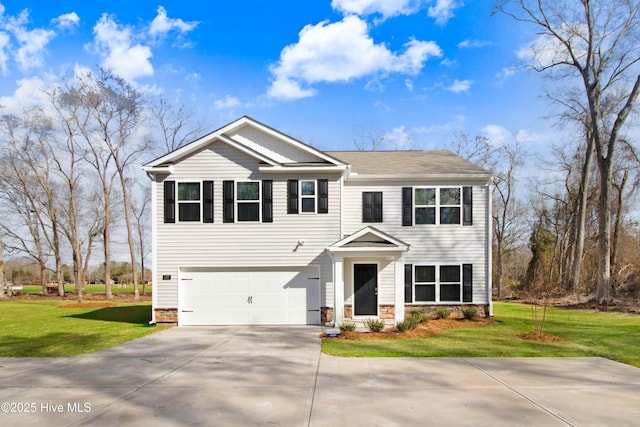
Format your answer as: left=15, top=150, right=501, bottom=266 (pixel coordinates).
left=0, top=326, right=639, bottom=426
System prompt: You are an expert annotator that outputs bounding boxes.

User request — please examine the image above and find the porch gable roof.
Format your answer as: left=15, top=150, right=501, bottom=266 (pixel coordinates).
left=327, top=226, right=409, bottom=253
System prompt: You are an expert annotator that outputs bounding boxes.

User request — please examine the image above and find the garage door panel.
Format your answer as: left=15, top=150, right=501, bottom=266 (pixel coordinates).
left=179, top=267, right=320, bottom=326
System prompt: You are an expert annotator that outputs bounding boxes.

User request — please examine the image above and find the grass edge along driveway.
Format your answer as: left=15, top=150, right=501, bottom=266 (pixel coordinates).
left=0, top=300, right=170, bottom=357
left=322, top=302, right=640, bottom=368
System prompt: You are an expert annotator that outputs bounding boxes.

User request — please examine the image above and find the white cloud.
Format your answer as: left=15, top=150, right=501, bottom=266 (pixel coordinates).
left=53, top=12, right=80, bottom=30
left=458, top=38, right=491, bottom=49
left=446, top=79, right=472, bottom=93
left=517, top=22, right=588, bottom=69
left=428, top=0, right=463, bottom=25
left=268, top=16, right=441, bottom=100
left=331, top=0, right=423, bottom=20
left=214, top=95, right=241, bottom=110
left=385, top=125, right=413, bottom=149
left=90, top=13, right=153, bottom=81
left=482, top=124, right=511, bottom=145
left=0, top=31, right=9, bottom=74
left=0, top=75, right=54, bottom=115
left=2, top=9, right=56, bottom=71
left=149, top=6, right=199, bottom=42
left=405, top=78, right=414, bottom=91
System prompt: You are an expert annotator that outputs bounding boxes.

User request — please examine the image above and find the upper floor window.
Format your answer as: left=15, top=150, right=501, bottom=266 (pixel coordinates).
left=236, top=181, right=260, bottom=221
left=403, top=186, right=472, bottom=227
left=178, top=182, right=201, bottom=222
left=300, top=180, right=316, bottom=213
left=287, top=179, right=329, bottom=215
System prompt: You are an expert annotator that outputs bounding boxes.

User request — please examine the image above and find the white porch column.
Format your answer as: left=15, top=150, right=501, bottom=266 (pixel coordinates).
left=333, top=255, right=344, bottom=326
left=394, top=258, right=405, bottom=324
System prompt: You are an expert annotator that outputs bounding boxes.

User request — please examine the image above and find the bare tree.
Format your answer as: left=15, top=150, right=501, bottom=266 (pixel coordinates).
left=496, top=0, right=640, bottom=302
left=60, top=69, right=147, bottom=299
left=492, top=141, right=528, bottom=297
left=150, top=96, right=205, bottom=153
left=0, top=233, right=5, bottom=300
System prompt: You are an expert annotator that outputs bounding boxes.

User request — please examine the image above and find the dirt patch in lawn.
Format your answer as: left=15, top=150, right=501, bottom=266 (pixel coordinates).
left=9, top=292, right=152, bottom=303
left=327, top=317, right=496, bottom=340
left=58, top=302, right=119, bottom=308
left=517, top=332, right=564, bottom=342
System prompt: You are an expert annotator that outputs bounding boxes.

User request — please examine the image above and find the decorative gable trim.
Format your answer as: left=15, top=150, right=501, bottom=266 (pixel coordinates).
left=327, top=226, right=409, bottom=253
left=143, top=116, right=347, bottom=171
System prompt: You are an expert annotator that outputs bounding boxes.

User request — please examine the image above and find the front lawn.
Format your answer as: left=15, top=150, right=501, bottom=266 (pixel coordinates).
left=0, top=300, right=170, bottom=357
left=322, top=302, right=640, bottom=367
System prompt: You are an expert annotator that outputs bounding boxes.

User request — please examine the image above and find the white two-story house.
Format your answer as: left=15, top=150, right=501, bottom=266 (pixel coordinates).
left=143, top=116, right=493, bottom=326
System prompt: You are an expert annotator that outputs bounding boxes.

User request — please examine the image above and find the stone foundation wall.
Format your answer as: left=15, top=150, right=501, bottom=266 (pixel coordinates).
left=321, top=307, right=333, bottom=325
left=155, top=308, right=178, bottom=323
left=379, top=305, right=395, bottom=319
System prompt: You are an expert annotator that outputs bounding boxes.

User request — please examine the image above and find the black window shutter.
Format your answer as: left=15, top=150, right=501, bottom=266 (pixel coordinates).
left=223, top=180, right=234, bottom=223
left=402, top=187, right=412, bottom=226
left=287, top=180, right=298, bottom=214
left=362, top=192, right=373, bottom=222
left=363, top=192, right=383, bottom=222
left=318, top=179, right=329, bottom=214
left=462, top=264, right=473, bottom=302
left=404, top=264, right=413, bottom=303
left=164, top=180, right=175, bottom=223
left=203, top=180, right=214, bottom=223
left=463, top=186, right=473, bottom=226
left=262, top=180, right=273, bottom=223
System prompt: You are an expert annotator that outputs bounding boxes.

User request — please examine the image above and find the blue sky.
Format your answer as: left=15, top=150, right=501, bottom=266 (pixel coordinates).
left=0, top=1, right=554, bottom=153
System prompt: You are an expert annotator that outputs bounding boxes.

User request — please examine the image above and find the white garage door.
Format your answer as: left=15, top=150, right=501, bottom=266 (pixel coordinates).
left=179, top=267, right=320, bottom=325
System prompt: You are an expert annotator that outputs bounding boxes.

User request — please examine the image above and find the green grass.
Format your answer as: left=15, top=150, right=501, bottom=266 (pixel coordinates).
left=323, top=302, right=640, bottom=367
left=0, top=300, right=170, bottom=357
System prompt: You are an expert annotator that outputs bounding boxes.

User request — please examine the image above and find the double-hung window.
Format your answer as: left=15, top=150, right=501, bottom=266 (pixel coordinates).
left=414, top=187, right=461, bottom=225
left=414, top=188, right=436, bottom=224
left=439, top=188, right=461, bottom=224
left=236, top=181, right=260, bottom=221
left=178, top=182, right=201, bottom=222
left=439, top=265, right=461, bottom=301
left=300, top=180, right=316, bottom=213
left=414, top=266, right=436, bottom=302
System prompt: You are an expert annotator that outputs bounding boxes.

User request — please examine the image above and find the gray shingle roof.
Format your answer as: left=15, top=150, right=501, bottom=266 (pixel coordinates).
left=325, top=150, right=492, bottom=177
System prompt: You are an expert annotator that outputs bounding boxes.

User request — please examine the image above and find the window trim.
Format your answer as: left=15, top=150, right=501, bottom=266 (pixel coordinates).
left=235, top=180, right=261, bottom=222
left=411, top=264, right=463, bottom=303
left=299, top=179, right=317, bottom=214
left=413, top=186, right=462, bottom=225
left=176, top=181, right=202, bottom=223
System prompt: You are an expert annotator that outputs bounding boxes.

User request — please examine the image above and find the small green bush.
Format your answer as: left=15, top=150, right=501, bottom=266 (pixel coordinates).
left=396, top=317, right=418, bottom=332
left=435, top=308, right=451, bottom=319
left=409, top=309, right=430, bottom=324
left=339, top=321, right=357, bottom=332
left=365, top=318, right=386, bottom=332
left=462, top=308, right=478, bottom=320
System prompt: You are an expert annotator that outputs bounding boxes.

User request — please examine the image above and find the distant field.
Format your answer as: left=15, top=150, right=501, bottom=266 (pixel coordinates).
left=16, top=284, right=150, bottom=295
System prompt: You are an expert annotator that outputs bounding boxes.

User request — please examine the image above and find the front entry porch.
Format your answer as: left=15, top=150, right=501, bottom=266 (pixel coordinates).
left=327, top=226, right=410, bottom=327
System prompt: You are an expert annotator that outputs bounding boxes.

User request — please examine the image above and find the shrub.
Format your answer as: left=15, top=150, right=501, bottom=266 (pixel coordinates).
left=435, top=308, right=451, bottom=319
left=396, top=317, right=418, bottom=332
left=409, top=309, right=429, bottom=324
left=365, top=318, right=385, bottom=332
left=462, top=308, right=478, bottom=320
left=339, top=321, right=357, bottom=332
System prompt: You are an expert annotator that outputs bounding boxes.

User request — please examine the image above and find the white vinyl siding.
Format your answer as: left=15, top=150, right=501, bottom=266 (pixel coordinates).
left=152, top=142, right=341, bottom=310
left=341, top=181, right=489, bottom=304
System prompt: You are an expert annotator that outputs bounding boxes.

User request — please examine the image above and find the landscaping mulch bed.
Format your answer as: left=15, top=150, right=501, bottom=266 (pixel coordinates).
left=328, top=317, right=496, bottom=340
left=9, top=292, right=152, bottom=302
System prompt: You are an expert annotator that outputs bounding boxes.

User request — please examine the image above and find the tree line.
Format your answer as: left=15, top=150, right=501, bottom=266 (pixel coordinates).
left=0, top=68, right=202, bottom=301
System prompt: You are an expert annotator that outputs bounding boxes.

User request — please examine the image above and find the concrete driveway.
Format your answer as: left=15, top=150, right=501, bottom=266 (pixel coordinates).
left=0, top=326, right=639, bottom=426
